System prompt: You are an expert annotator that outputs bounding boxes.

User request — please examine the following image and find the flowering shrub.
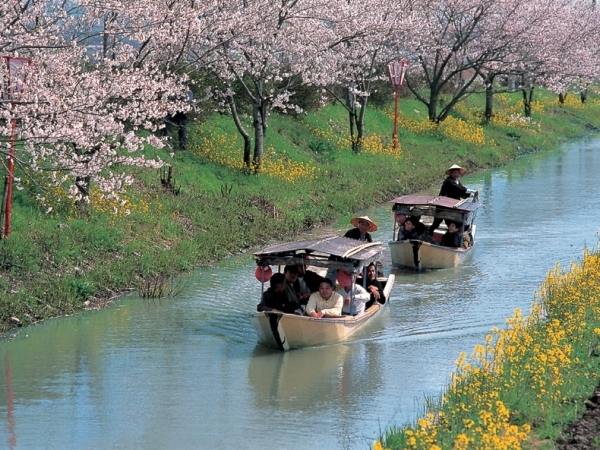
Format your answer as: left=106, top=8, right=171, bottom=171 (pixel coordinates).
left=377, top=249, right=600, bottom=449
left=193, top=125, right=319, bottom=182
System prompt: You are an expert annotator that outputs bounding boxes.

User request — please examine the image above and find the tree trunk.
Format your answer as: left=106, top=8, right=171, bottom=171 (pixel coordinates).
left=558, top=92, right=566, bottom=105
left=428, top=90, right=439, bottom=122
left=252, top=100, right=266, bottom=170
left=581, top=88, right=588, bottom=104
left=356, top=95, right=368, bottom=149
left=485, top=83, right=494, bottom=122
left=75, top=176, right=90, bottom=217
left=226, top=93, right=252, bottom=168
left=522, top=85, right=534, bottom=118
left=346, top=86, right=357, bottom=152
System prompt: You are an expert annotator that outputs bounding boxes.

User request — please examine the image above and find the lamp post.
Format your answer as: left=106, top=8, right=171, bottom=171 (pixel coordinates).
left=1, top=56, right=31, bottom=238
left=387, top=60, right=408, bottom=151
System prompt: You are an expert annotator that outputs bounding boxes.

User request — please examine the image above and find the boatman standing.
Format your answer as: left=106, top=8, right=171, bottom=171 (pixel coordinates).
left=428, top=164, right=476, bottom=234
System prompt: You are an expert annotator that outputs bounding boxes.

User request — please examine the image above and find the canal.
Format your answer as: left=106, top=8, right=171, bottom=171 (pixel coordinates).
left=1, top=140, right=599, bottom=449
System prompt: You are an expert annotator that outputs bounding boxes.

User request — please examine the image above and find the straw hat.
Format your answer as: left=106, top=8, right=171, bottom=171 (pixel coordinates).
left=445, top=164, right=466, bottom=175
left=350, top=215, right=378, bottom=232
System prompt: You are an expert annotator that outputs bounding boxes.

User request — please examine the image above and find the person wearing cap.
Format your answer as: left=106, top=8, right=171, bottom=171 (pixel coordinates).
left=257, top=272, right=303, bottom=315
left=429, top=164, right=476, bottom=234
left=344, top=215, right=378, bottom=242
left=336, top=273, right=370, bottom=316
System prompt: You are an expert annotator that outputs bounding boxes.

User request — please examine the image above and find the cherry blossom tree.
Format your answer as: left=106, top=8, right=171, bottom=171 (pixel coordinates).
left=315, top=0, right=411, bottom=151
left=0, top=0, right=197, bottom=214
left=196, top=0, right=352, bottom=169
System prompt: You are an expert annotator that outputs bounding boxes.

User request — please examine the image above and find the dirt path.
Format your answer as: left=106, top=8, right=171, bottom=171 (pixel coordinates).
left=557, top=385, right=600, bottom=449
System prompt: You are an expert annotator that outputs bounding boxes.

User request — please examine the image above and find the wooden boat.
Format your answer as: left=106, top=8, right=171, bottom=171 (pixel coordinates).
left=250, top=236, right=395, bottom=351
left=388, top=194, right=482, bottom=270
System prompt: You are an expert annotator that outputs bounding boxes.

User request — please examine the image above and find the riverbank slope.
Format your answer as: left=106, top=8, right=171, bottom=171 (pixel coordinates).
left=0, top=89, right=599, bottom=333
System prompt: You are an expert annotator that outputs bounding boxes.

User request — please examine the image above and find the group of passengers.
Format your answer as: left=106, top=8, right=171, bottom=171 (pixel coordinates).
left=395, top=163, right=475, bottom=248
left=257, top=163, right=474, bottom=319
left=257, top=261, right=385, bottom=319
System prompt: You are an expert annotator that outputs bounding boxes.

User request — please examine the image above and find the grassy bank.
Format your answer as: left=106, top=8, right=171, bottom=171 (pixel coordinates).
left=377, top=249, right=600, bottom=450
left=0, top=88, right=599, bottom=333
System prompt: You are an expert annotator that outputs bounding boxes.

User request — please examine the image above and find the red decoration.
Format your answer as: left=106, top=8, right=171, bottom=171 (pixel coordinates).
left=255, top=265, right=272, bottom=282
left=336, top=270, right=352, bottom=287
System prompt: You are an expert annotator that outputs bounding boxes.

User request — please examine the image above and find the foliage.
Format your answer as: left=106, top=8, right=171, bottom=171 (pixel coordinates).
left=377, top=248, right=600, bottom=449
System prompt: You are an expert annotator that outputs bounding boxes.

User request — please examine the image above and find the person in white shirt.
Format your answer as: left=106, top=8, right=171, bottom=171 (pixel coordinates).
left=305, top=278, right=343, bottom=318
left=336, top=274, right=370, bottom=316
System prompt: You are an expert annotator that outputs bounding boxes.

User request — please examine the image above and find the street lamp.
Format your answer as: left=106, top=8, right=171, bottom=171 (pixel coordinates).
left=387, top=60, right=408, bottom=151
left=1, top=55, right=31, bottom=238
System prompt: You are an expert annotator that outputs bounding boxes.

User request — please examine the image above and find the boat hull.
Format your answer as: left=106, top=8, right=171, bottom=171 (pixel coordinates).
left=251, top=274, right=394, bottom=350
left=389, top=240, right=472, bottom=269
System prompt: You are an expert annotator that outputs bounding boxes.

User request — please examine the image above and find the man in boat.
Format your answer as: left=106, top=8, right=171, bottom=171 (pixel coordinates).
left=283, top=265, right=311, bottom=305
left=296, top=263, right=321, bottom=293
left=336, top=273, right=370, bottom=316
left=305, top=278, right=343, bottom=318
left=257, top=273, right=303, bottom=315
left=344, top=216, right=377, bottom=242
left=428, top=164, right=477, bottom=234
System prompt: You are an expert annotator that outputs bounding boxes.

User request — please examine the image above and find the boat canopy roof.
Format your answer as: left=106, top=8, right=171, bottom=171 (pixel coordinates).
left=254, top=236, right=384, bottom=274
left=390, top=195, right=481, bottom=222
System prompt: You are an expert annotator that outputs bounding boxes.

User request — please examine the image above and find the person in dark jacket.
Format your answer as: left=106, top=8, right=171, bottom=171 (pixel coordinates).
left=441, top=222, right=472, bottom=248
left=297, top=263, right=322, bottom=293
left=398, top=216, right=437, bottom=244
left=429, top=164, right=476, bottom=233
left=256, top=273, right=303, bottom=315
left=344, top=215, right=377, bottom=242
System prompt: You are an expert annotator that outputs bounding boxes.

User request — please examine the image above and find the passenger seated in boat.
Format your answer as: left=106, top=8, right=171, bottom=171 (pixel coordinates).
left=344, top=215, right=377, bottom=242
left=356, top=262, right=386, bottom=310
left=441, top=222, right=472, bottom=249
left=305, top=278, right=344, bottom=318
left=284, top=264, right=311, bottom=305
left=336, top=272, right=370, bottom=316
left=257, top=273, right=303, bottom=315
left=297, top=263, right=321, bottom=293
left=398, top=216, right=438, bottom=245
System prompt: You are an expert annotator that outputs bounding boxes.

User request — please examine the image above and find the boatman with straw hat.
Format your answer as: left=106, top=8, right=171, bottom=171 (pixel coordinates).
left=428, top=164, right=477, bottom=233
left=439, top=164, right=476, bottom=200
left=344, top=215, right=378, bottom=242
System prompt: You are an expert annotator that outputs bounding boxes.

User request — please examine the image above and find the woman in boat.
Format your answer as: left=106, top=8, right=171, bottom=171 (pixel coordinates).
left=257, top=273, right=304, bottom=315
left=357, top=263, right=386, bottom=310
left=398, top=217, right=437, bottom=244
left=344, top=215, right=377, bottom=242
left=441, top=221, right=472, bottom=249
